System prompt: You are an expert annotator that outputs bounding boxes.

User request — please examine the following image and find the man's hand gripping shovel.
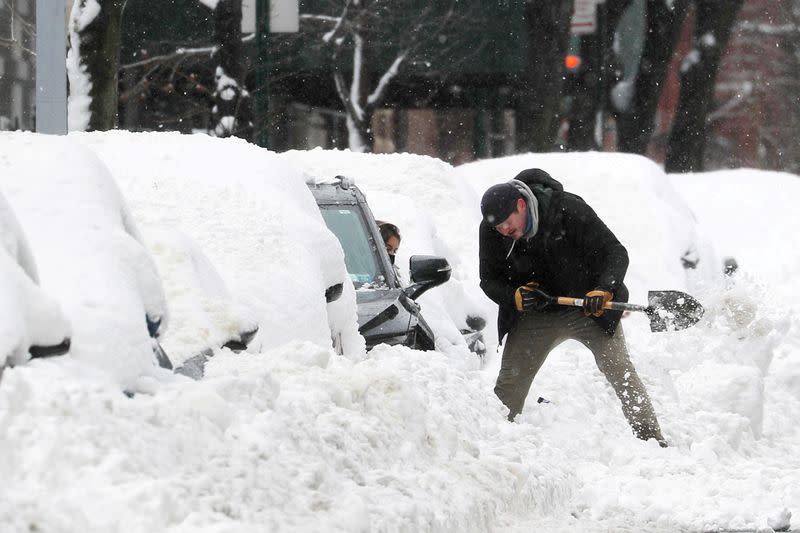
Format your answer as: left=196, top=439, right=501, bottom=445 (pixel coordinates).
left=548, top=290, right=705, bottom=332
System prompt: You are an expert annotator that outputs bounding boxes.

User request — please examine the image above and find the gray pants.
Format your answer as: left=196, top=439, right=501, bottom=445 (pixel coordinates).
left=496, top=308, right=665, bottom=443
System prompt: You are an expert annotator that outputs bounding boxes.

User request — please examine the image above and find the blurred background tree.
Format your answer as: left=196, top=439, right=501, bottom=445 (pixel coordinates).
left=21, top=0, right=794, bottom=172
left=68, top=0, right=127, bottom=130
left=0, top=0, right=36, bottom=130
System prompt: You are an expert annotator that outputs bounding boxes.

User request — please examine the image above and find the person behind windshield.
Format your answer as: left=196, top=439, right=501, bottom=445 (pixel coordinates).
left=478, top=168, right=667, bottom=447
left=377, top=221, right=401, bottom=265
left=377, top=221, right=403, bottom=284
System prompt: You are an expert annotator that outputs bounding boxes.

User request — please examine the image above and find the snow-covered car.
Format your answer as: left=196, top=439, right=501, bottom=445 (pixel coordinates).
left=281, top=149, right=491, bottom=361
left=0, top=133, right=171, bottom=391
left=0, top=189, right=71, bottom=369
left=75, top=131, right=364, bottom=360
left=142, top=227, right=259, bottom=379
left=308, top=176, right=485, bottom=354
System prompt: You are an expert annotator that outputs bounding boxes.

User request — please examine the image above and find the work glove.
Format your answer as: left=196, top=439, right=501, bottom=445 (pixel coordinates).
left=583, top=289, right=613, bottom=317
left=514, top=281, right=551, bottom=312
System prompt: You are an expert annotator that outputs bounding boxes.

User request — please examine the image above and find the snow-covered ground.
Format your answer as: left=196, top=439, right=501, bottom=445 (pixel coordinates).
left=0, top=132, right=797, bottom=532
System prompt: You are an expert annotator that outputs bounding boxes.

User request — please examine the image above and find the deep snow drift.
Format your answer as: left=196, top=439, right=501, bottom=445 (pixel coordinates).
left=0, top=132, right=797, bottom=532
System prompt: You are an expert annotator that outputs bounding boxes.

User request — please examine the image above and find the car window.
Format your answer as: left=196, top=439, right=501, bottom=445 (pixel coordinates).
left=319, top=206, right=386, bottom=289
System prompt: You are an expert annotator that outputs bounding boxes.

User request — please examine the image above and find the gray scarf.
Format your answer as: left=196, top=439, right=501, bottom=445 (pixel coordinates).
left=504, top=179, right=539, bottom=257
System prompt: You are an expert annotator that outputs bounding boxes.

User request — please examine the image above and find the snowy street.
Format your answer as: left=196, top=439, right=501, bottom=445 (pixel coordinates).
left=0, top=132, right=798, bottom=532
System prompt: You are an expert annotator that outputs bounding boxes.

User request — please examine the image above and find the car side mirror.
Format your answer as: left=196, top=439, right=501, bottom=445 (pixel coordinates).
left=325, top=283, right=343, bottom=303
left=404, top=255, right=451, bottom=300
left=465, top=315, right=486, bottom=332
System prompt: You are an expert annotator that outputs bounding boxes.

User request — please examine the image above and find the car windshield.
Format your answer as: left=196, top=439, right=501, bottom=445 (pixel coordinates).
left=319, top=206, right=386, bottom=289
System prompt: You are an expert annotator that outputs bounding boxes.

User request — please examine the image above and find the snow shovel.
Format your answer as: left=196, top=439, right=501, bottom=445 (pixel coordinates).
left=555, top=290, right=704, bottom=332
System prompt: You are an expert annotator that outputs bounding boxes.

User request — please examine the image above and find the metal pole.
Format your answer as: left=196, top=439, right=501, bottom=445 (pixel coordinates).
left=255, top=0, right=270, bottom=148
left=35, top=0, right=67, bottom=134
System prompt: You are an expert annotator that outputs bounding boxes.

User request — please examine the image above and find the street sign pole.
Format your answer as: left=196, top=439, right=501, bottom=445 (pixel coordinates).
left=35, top=0, right=67, bottom=134
left=255, top=0, right=270, bottom=148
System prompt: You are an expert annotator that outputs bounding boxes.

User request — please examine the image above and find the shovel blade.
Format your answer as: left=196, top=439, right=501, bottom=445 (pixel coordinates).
left=645, top=290, right=704, bottom=332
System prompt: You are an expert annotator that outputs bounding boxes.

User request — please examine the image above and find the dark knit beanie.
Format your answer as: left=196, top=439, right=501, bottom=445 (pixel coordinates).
left=480, top=183, right=521, bottom=225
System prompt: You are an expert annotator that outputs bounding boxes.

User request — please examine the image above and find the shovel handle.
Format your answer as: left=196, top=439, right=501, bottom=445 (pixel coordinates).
left=556, top=297, right=647, bottom=313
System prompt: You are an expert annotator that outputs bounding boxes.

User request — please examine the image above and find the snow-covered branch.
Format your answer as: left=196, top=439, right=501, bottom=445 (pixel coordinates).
left=708, top=81, right=754, bottom=122
left=737, top=21, right=798, bottom=36
left=367, top=50, right=407, bottom=107
left=349, top=32, right=365, bottom=121
left=121, top=32, right=255, bottom=71
left=302, top=0, right=485, bottom=151
left=322, top=0, right=352, bottom=44
left=123, top=45, right=217, bottom=70
left=333, top=70, right=358, bottom=121
left=300, top=14, right=340, bottom=24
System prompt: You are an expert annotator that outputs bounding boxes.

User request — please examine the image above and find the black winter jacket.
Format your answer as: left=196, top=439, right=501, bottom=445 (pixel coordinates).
left=479, top=169, right=630, bottom=342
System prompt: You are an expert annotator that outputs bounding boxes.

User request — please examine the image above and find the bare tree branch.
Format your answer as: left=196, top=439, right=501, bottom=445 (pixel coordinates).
left=1, top=0, right=36, bottom=57
left=122, top=46, right=217, bottom=70
left=0, top=36, right=35, bottom=57
left=121, top=34, right=254, bottom=70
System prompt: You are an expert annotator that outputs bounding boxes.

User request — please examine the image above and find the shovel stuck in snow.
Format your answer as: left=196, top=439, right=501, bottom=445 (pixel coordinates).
left=555, top=290, right=705, bottom=332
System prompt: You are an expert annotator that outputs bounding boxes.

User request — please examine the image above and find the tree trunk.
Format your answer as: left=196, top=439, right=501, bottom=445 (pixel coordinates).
left=665, top=0, right=744, bottom=173
left=567, top=0, right=633, bottom=151
left=69, top=0, right=126, bottom=131
left=616, top=0, right=691, bottom=154
left=333, top=28, right=375, bottom=153
left=212, top=0, right=253, bottom=139
left=515, top=0, right=572, bottom=153
left=566, top=31, right=601, bottom=151
left=345, top=111, right=373, bottom=153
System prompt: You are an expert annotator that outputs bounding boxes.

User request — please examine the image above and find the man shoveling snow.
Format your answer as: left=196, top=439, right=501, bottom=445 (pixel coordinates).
left=478, top=168, right=667, bottom=447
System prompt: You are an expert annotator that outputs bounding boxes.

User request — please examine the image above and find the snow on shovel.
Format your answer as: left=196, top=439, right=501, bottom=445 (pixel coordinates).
left=556, top=290, right=704, bottom=332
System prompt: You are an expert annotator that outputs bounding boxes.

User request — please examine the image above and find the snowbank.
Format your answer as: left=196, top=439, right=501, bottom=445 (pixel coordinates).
left=0, top=134, right=797, bottom=532
left=0, top=343, right=575, bottom=532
